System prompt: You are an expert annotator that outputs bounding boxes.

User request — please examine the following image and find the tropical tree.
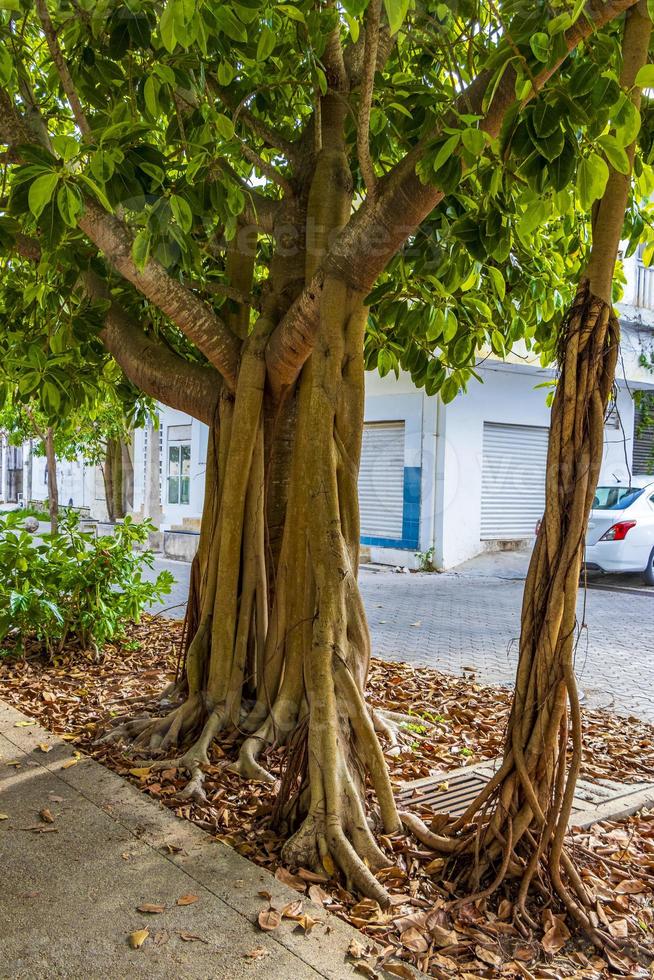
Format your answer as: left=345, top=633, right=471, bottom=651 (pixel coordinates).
left=0, top=0, right=652, bottom=911
left=0, top=262, right=153, bottom=528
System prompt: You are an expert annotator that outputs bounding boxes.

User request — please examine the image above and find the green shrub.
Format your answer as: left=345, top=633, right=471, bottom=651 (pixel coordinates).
left=0, top=510, right=174, bottom=655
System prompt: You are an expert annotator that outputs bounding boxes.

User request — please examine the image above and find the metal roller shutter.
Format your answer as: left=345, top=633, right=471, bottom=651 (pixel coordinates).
left=633, top=404, right=654, bottom=474
left=481, top=422, right=549, bottom=539
left=359, top=422, right=405, bottom=540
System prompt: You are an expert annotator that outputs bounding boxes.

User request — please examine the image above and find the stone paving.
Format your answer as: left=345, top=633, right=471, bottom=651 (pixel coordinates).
left=145, top=557, right=654, bottom=724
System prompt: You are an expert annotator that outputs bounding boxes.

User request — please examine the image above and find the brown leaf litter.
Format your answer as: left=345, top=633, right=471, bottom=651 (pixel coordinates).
left=2, top=616, right=654, bottom=977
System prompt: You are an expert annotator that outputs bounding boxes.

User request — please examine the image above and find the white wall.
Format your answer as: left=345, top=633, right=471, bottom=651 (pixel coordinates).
left=29, top=450, right=96, bottom=513
left=435, top=365, right=553, bottom=569
left=158, top=406, right=207, bottom=528
left=433, top=364, right=641, bottom=570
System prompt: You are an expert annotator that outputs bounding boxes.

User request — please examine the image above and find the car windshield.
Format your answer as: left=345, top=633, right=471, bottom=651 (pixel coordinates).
left=592, top=486, right=644, bottom=510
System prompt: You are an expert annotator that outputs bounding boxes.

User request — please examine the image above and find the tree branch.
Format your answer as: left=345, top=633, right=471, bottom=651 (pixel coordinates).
left=237, top=139, right=293, bottom=194
left=34, top=0, right=91, bottom=136
left=76, top=200, right=241, bottom=389
left=84, top=273, right=222, bottom=424
left=357, top=0, right=381, bottom=197
left=266, top=0, right=641, bottom=394
left=587, top=0, right=651, bottom=301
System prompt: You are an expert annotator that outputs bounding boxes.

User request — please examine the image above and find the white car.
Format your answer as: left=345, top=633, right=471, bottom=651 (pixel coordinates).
left=584, top=476, right=654, bottom=585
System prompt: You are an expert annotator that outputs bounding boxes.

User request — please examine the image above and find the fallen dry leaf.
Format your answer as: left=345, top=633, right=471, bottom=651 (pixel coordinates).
left=38, top=807, right=54, bottom=824
left=137, top=904, right=166, bottom=914
left=400, top=927, right=428, bottom=953
left=353, top=962, right=378, bottom=979
left=0, top=813, right=9, bottom=820
left=14, top=720, right=35, bottom=727
left=243, top=948, right=269, bottom=960
left=475, top=944, right=502, bottom=968
left=614, top=878, right=646, bottom=894
left=36, top=742, right=52, bottom=753
left=541, top=918, right=571, bottom=954
left=176, top=893, right=199, bottom=906
left=178, top=932, right=207, bottom=943
left=274, top=866, right=307, bottom=892
left=308, top=884, right=330, bottom=906
left=384, top=965, right=415, bottom=979
left=295, top=913, right=318, bottom=934
left=128, top=928, right=149, bottom=949
left=129, top=767, right=152, bottom=778
left=60, top=758, right=78, bottom=769
left=281, top=899, right=303, bottom=919
left=258, top=908, right=282, bottom=932
left=348, top=938, right=367, bottom=959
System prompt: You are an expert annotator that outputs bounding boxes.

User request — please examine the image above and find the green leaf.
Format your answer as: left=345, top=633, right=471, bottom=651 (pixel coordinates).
left=0, top=45, right=12, bottom=87
left=78, top=174, right=113, bottom=212
left=132, top=228, right=151, bottom=270
left=635, top=65, right=654, bottom=90
left=529, top=32, right=550, bottom=62
left=442, top=309, right=458, bottom=343
left=56, top=183, right=83, bottom=228
left=576, top=153, right=609, bottom=210
left=170, top=194, right=193, bottom=232
left=276, top=3, right=306, bottom=22
left=159, top=1, right=176, bottom=52
left=217, top=61, right=234, bottom=86
left=440, top=376, right=458, bottom=404
left=51, top=134, right=79, bottom=163
left=547, top=12, right=571, bottom=35
left=432, top=134, right=459, bottom=174
left=214, top=113, right=235, bottom=140
left=42, top=381, right=61, bottom=413
left=144, top=76, right=160, bottom=118
left=491, top=329, right=505, bottom=355
left=28, top=173, right=59, bottom=219
left=461, top=128, right=485, bottom=156
left=598, top=134, right=630, bottom=175
left=257, top=25, right=276, bottom=61
left=612, top=96, right=641, bottom=147
left=487, top=266, right=505, bottom=301
left=383, top=0, right=410, bottom=35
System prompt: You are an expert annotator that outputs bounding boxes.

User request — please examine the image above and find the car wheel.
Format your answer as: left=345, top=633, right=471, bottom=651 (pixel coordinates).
left=644, top=548, right=654, bottom=587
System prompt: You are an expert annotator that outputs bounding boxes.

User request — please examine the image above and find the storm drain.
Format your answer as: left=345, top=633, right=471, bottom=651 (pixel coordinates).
left=396, top=760, right=654, bottom=828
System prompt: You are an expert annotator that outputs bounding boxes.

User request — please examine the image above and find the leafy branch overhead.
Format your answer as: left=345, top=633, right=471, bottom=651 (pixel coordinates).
left=0, top=0, right=650, bottom=410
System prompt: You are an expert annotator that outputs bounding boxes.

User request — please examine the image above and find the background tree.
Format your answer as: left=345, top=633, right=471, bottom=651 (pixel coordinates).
left=0, top=260, right=153, bottom=528
left=0, top=0, right=651, bottom=908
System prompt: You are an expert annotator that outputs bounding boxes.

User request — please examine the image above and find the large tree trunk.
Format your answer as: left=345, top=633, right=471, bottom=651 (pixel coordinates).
left=45, top=427, right=58, bottom=535
left=105, top=94, right=401, bottom=902
left=102, top=438, right=125, bottom=523
left=403, top=0, right=652, bottom=941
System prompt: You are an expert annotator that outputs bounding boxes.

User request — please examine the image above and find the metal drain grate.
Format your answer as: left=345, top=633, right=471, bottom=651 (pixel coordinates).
left=396, top=766, right=490, bottom=818
left=396, top=761, right=654, bottom=828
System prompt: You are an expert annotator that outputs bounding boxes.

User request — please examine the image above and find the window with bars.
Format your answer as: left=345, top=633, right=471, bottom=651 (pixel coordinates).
left=167, top=441, right=191, bottom=505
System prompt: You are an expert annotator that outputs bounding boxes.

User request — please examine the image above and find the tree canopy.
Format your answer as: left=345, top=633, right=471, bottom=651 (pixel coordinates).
left=0, top=0, right=650, bottom=410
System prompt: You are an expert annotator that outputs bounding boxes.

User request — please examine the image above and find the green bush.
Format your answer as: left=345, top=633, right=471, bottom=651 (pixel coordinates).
left=0, top=510, right=174, bottom=655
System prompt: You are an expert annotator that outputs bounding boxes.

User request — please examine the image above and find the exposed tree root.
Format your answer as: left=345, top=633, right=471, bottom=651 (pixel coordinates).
left=398, top=282, right=629, bottom=946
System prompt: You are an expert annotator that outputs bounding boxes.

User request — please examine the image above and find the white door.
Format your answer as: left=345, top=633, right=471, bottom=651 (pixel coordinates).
left=359, top=422, right=405, bottom=540
left=481, top=422, right=549, bottom=539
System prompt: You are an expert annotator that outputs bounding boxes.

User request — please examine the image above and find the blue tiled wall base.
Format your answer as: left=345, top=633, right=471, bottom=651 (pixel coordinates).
left=360, top=466, right=421, bottom=550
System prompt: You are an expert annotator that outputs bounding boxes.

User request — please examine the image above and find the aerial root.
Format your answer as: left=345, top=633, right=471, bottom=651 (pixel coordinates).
left=372, top=707, right=433, bottom=755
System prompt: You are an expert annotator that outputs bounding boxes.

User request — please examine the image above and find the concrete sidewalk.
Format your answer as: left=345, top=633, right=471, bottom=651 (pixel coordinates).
left=0, top=700, right=386, bottom=980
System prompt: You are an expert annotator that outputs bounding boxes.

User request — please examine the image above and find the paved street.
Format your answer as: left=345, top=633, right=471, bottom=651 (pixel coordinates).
left=145, top=557, right=654, bottom=724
